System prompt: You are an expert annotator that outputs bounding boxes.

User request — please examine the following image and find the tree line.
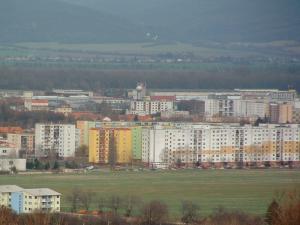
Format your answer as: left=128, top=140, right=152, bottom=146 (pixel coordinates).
left=0, top=65, right=299, bottom=91
left=0, top=102, right=73, bottom=128
left=0, top=189, right=299, bottom=225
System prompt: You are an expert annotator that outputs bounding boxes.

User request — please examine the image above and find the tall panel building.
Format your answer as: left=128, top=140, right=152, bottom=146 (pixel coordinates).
left=35, top=124, right=76, bottom=158
left=89, top=128, right=133, bottom=164
left=141, top=123, right=300, bottom=167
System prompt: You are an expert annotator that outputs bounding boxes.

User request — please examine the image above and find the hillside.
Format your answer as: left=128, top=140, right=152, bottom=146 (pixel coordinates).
left=1, top=0, right=299, bottom=43
left=0, top=0, right=146, bottom=43
left=62, top=0, right=300, bottom=43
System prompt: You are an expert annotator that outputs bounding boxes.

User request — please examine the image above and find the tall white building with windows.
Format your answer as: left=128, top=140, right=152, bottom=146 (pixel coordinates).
left=141, top=123, right=300, bottom=167
left=35, top=123, right=76, bottom=158
left=128, top=100, right=174, bottom=115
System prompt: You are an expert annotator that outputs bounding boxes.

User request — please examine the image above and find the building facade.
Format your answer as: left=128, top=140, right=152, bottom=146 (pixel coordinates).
left=24, top=99, right=49, bottom=111
left=89, top=128, right=134, bottom=164
left=0, top=185, right=61, bottom=214
left=35, top=123, right=76, bottom=158
left=129, top=100, right=174, bottom=115
left=0, top=159, right=26, bottom=172
left=141, top=123, right=300, bottom=168
left=7, top=132, right=35, bottom=156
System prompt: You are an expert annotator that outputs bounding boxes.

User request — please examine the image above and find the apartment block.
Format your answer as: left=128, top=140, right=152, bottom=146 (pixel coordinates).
left=142, top=128, right=150, bottom=163
left=114, top=128, right=132, bottom=163
left=7, top=132, right=35, bottom=156
left=0, top=185, right=23, bottom=208
left=54, top=105, right=72, bottom=116
left=128, top=100, right=174, bottom=115
left=89, top=128, right=133, bottom=164
left=141, top=123, right=300, bottom=167
left=0, top=140, right=18, bottom=158
left=77, top=120, right=98, bottom=147
left=278, top=103, right=293, bottom=123
left=35, top=123, right=76, bottom=158
left=0, top=185, right=61, bottom=214
left=233, top=100, right=268, bottom=118
left=205, top=97, right=269, bottom=119
left=269, top=103, right=293, bottom=123
left=132, top=127, right=142, bottom=160
left=24, top=99, right=49, bottom=111
left=292, top=108, right=300, bottom=123
left=205, top=96, right=237, bottom=117
left=89, top=128, right=112, bottom=164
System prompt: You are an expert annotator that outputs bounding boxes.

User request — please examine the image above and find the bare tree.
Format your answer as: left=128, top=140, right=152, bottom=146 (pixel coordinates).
left=67, top=187, right=82, bottom=212
left=123, top=195, right=142, bottom=217
left=97, top=196, right=106, bottom=213
left=109, top=133, right=117, bottom=170
left=0, top=206, right=18, bottom=225
left=79, top=190, right=94, bottom=211
left=181, top=200, right=201, bottom=224
left=265, top=200, right=280, bottom=225
left=140, top=200, right=169, bottom=225
left=75, top=145, right=88, bottom=157
left=268, top=190, right=300, bottom=225
left=109, top=195, right=122, bottom=215
left=204, top=207, right=264, bottom=225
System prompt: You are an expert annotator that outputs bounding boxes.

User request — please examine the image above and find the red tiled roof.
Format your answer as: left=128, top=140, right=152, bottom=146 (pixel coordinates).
left=71, top=112, right=102, bottom=120
left=0, top=127, right=23, bottom=134
left=31, top=99, right=48, bottom=103
left=118, top=114, right=153, bottom=122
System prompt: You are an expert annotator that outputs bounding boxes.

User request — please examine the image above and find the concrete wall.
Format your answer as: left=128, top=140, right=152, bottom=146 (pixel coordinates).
left=0, top=159, right=26, bottom=171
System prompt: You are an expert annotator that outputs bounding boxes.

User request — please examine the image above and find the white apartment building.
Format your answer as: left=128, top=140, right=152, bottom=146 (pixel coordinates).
left=0, top=140, right=18, bottom=158
left=205, top=97, right=269, bottom=119
left=35, top=123, right=76, bottom=158
left=141, top=123, right=300, bottom=167
left=129, top=100, right=174, bottom=115
left=143, top=125, right=198, bottom=167
left=0, top=185, right=24, bottom=208
left=142, top=128, right=150, bottom=163
left=235, top=89, right=296, bottom=101
left=204, top=98, right=236, bottom=117
left=233, top=100, right=268, bottom=118
left=0, top=185, right=61, bottom=214
left=7, top=133, right=35, bottom=155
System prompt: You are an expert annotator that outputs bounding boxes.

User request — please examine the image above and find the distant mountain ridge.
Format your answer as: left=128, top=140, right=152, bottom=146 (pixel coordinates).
left=62, top=0, right=300, bottom=43
left=0, top=0, right=146, bottom=43
left=1, top=0, right=300, bottom=43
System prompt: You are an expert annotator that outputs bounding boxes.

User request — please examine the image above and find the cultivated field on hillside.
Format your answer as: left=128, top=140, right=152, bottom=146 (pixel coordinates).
left=14, top=41, right=300, bottom=57
left=0, top=169, right=299, bottom=218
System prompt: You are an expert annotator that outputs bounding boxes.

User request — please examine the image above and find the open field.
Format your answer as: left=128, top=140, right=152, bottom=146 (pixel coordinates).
left=0, top=169, right=299, bottom=218
left=13, top=42, right=267, bottom=58
left=3, top=41, right=298, bottom=58
left=1, top=42, right=299, bottom=71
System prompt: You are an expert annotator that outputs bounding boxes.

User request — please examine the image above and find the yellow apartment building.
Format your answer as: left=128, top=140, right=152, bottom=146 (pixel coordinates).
left=19, top=188, right=61, bottom=213
left=89, top=128, right=133, bottom=164
left=114, top=128, right=132, bottom=163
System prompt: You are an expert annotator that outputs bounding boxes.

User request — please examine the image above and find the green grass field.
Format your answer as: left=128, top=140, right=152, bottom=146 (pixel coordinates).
left=13, top=42, right=267, bottom=58
left=1, top=42, right=299, bottom=71
left=0, top=169, right=299, bottom=218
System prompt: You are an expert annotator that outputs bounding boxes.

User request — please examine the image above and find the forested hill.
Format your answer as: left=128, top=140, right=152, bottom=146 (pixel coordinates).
left=63, top=0, right=300, bottom=43
left=1, top=0, right=300, bottom=43
left=0, top=0, right=146, bottom=43
left=1, top=67, right=300, bottom=91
